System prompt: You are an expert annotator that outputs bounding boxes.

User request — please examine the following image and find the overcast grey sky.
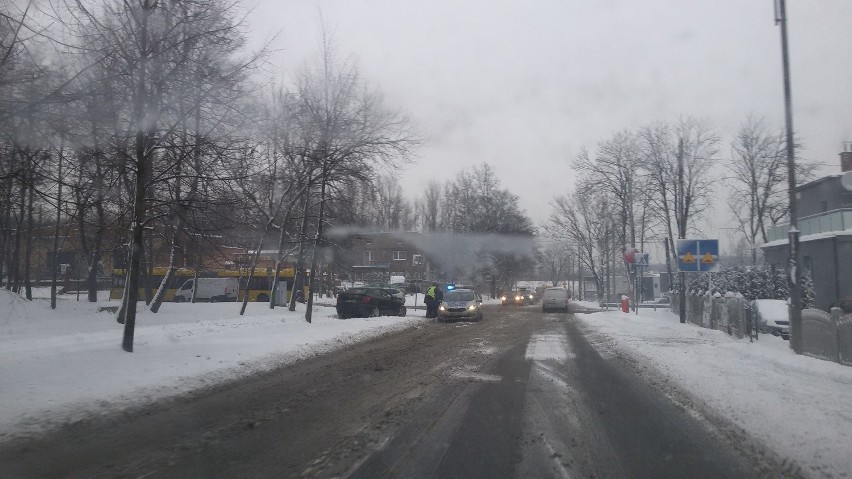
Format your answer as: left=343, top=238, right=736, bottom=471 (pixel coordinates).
left=244, top=0, right=852, bottom=233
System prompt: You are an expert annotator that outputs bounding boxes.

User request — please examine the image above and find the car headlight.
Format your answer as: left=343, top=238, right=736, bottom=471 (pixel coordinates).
left=515, top=295, right=521, bottom=301
left=528, top=294, right=534, bottom=299
left=438, top=305, right=446, bottom=311
left=468, top=304, right=477, bottom=310
left=501, top=296, right=507, bottom=301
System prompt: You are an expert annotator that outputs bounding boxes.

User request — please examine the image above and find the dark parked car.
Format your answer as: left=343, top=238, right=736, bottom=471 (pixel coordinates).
left=336, top=287, right=407, bottom=319
left=367, top=283, right=406, bottom=302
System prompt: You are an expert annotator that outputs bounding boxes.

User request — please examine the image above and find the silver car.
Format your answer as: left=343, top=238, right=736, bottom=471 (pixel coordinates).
left=541, top=287, right=569, bottom=313
left=437, top=289, right=483, bottom=322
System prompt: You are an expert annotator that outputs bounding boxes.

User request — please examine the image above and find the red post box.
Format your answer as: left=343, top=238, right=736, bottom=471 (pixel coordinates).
left=620, top=295, right=629, bottom=313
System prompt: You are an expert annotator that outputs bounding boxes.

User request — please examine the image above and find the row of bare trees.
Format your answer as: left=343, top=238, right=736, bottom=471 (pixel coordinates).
left=546, top=116, right=810, bottom=304
left=0, top=1, right=416, bottom=351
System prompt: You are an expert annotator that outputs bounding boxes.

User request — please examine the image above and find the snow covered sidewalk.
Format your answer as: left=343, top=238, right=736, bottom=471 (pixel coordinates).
left=577, top=308, right=852, bottom=479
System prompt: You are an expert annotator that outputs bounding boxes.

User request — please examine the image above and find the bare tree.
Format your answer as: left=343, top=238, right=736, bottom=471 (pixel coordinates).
left=285, top=32, right=417, bottom=322
left=547, top=183, right=617, bottom=302
left=66, top=0, right=261, bottom=350
left=640, top=118, right=719, bottom=262
left=727, top=116, right=787, bottom=263
left=419, top=180, right=442, bottom=232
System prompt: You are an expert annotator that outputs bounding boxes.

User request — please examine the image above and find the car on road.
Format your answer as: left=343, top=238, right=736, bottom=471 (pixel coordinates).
left=336, top=287, right=407, bottom=319
left=518, top=287, right=536, bottom=304
left=751, top=299, right=790, bottom=340
left=437, top=288, right=483, bottom=322
left=541, top=287, right=570, bottom=313
left=501, top=291, right=526, bottom=306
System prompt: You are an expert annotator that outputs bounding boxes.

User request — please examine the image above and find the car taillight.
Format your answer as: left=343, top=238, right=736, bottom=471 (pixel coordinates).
left=361, top=296, right=372, bottom=304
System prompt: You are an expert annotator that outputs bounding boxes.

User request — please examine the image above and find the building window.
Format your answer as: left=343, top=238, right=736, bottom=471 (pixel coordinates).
left=803, top=255, right=813, bottom=273
left=364, top=251, right=373, bottom=264
left=393, top=251, right=407, bottom=261
left=365, top=238, right=372, bottom=245
left=412, top=254, right=423, bottom=265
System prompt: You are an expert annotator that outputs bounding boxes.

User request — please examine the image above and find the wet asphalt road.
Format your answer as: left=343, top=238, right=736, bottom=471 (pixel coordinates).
left=0, top=304, right=793, bottom=478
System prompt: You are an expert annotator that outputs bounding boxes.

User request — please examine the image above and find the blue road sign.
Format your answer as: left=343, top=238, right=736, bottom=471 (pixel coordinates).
left=676, top=239, right=720, bottom=272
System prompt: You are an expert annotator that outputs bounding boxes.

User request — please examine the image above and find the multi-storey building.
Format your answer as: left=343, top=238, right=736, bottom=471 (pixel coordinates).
left=332, top=232, right=433, bottom=283
left=762, top=145, right=852, bottom=310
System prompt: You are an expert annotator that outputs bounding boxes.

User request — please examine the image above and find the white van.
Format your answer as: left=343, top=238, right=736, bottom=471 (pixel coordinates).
left=542, top=287, right=570, bottom=313
left=174, top=278, right=239, bottom=303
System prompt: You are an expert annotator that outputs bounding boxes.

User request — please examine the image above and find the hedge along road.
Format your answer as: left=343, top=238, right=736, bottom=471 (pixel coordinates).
left=0, top=304, right=797, bottom=478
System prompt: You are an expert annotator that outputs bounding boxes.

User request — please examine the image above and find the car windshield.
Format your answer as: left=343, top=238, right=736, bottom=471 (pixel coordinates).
left=444, top=291, right=475, bottom=302
left=346, top=288, right=370, bottom=295
left=3, top=2, right=849, bottom=478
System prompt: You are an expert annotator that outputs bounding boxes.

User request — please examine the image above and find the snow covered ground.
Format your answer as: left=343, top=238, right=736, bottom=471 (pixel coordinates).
left=575, top=303, right=852, bottom=479
left=1, top=291, right=850, bottom=477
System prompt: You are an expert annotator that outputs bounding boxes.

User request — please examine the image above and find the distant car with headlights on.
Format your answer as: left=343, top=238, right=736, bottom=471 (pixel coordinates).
left=518, top=287, right=536, bottom=304
left=437, top=288, right=483, bottom=322
left=501, top=291, right=526, bottom=306
left=336, top=287, right=407, bottom=319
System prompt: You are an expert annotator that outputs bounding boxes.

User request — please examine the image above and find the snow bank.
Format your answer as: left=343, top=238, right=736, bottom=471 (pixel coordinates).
left=0, top=291, right=428, bottom=439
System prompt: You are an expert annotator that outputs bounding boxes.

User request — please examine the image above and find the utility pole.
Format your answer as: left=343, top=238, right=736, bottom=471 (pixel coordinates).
left=677, top=139, right=686, bottom=324
left=776, top=0, right=803, bottom=353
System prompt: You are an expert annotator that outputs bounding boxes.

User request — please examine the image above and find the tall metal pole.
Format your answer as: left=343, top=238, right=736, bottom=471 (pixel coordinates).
left=776, top=0, right=802, bottom=353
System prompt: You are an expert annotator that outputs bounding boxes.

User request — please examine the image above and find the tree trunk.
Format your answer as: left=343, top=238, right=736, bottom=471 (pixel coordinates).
left=50, top=145, right=64, bottom=309
left=305, top=175, right=328, bottom=323
left=0, top=178, right=11, bottom=290
left=149, top=217, right=180, bottom=313
left=120, top=128, right=149, bottom=352
left=23, top=166, right=34, bottom=300
left=12, top=167, right=24, bottom=294
left=240, top=217, right=274, bottom=316
left=289, top=177, right=312, bottom=312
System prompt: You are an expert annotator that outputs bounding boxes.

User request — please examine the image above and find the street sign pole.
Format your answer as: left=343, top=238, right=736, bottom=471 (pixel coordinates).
left=776, top=0, right=802, bottom=354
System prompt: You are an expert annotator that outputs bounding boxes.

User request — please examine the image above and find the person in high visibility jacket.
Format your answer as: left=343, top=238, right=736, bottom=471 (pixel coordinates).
left=425, top=283, right=438, bottom=318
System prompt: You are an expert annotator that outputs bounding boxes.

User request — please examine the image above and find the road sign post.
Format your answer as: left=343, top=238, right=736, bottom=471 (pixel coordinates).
left=676, top=239, right=720, bottom=324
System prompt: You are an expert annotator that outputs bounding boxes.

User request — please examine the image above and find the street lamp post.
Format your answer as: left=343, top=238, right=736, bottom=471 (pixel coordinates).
left=776, top=0, right=803, bottom=353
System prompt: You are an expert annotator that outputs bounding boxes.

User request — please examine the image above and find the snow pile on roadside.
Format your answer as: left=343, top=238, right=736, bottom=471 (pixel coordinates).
left=577, top=309, right=852, bottom=479
left=0, top=292, right=428, bottom=440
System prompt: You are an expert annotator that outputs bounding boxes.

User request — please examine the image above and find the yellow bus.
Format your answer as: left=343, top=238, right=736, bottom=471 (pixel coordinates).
left=218, top=268, right=300, bottom=303
left=109, top=267, right=199, bottom=301
left=110, top=267, right=302, bottom=302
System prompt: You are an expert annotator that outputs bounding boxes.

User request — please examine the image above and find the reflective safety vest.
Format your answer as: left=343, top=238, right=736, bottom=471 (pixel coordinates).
left=426, top=285, right=437, bottom=299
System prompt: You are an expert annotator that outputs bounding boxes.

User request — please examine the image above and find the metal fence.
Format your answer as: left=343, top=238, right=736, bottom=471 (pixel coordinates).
left=672, top=294, right=852, bottom=366
left=670, top=292, right=752, bottom=340
left=801, top=308, right=852, bottom=366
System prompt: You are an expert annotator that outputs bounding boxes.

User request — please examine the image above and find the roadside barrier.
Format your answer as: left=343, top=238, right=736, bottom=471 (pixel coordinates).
left=671, top=292, right=753, bottom=341
left=802, top=308, right=852, bottom=366
left=672, top=292, right=852, bottom=367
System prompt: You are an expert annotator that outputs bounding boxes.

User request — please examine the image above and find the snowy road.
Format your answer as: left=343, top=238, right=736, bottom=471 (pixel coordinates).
left=0, top=304, right=798, bottom=478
